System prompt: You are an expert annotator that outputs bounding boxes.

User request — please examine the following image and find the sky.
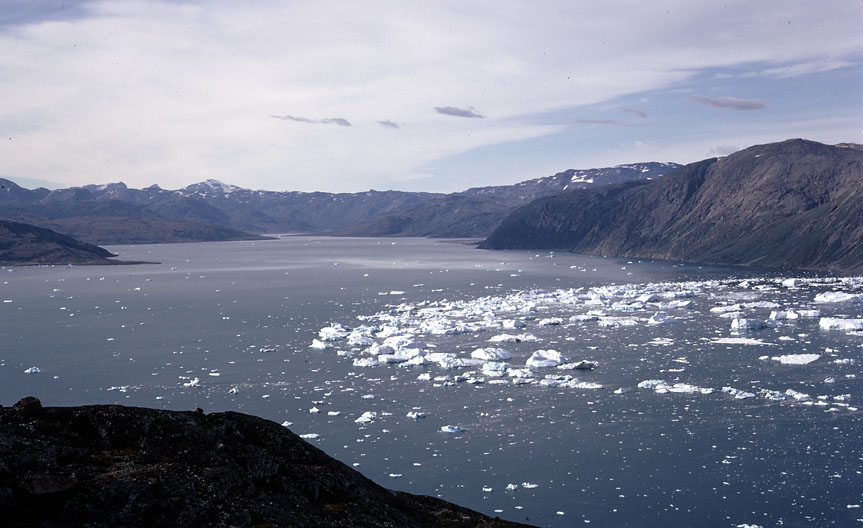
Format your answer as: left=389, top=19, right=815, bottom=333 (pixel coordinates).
left=0, top=1, right=861, bottom=193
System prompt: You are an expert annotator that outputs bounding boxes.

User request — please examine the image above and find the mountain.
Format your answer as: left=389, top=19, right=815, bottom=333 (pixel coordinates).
left=1, top=181, right=271, bottom=245
left=3, top=162, right=678, bottom=243
left=0, top=219, right=121, bottom=265
left=337, top=162, right=681, bottom=237
left=480, top=139, right=863, bottom=274
left=0, top=397, right=531, bottom=528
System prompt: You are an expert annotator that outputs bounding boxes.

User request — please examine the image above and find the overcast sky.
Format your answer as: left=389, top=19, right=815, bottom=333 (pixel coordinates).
left=1, top=0, right=861, bottom=192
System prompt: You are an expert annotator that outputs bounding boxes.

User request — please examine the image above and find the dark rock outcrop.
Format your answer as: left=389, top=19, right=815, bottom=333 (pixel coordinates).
left=0, top=219, right=123, bottom=265
left=481, top=139, right=863, bottom=274
left=0, top=398, right=532, bottom=528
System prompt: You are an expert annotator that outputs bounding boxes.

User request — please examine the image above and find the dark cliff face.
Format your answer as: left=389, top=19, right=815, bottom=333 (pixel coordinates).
left=0, top=398, right=532, bottom=528
left=481, top=139, right=863, bottom=274
left=0, top=219, right=119, bottom=265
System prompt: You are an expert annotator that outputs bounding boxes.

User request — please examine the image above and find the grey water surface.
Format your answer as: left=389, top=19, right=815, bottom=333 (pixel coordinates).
left=1, top=236, right=860, bottom=527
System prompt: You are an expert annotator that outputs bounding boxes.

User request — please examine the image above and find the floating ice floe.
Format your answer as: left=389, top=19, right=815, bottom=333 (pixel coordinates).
left=769, top=309, right=799, bottom=320
left=819, top=317, right=863, bottom=331
left=814, top=291, right=863, bottom=303
left=638, top=379, right=713, bottom=394
left=309, top=339, right=332, bottom=350
left=355, top=411, right=377, bottom=424
left=299, top=433, right=320, bottom=440
left=711, top=337, right=773, bottom=346
left=440, top=425, right=467, bottom=433
left=182, top=377, right=200, bottom=387
left=730, top=317, right=771, bottom=331
left=488, top=333, right=539, bottom=343
left=526, top=349, right=566, bottom=368
left=470, top=347, right=512, bottom=361
left=23, top=366, right=41, bottom=374
left=722, top=387, right=756, bottom=399
left=557, top=360, right=597, bottom=370
left=406, top=411, right=426, bottom=420
left=771, top=354, right=820, bottom=365
left=647, top=311, right=675, bottom=325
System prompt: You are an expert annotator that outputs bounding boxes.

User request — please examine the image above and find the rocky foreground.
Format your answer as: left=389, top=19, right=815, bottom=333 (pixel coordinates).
left=0, top=398, right=532, bottom=527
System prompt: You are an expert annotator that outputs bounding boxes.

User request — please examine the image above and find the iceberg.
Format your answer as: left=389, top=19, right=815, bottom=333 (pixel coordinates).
left=557, top=360, right=597, bottom=370
left=819, top=318, right=863, bottom=331
left=470, top=347, right=512, bottom=361
left=647, top=311, right=675, bottom=325
left=440, top=425, right=467, bottom=434
left=526, top=349, right=566, bottom=368
left=768, top=309, right=798, bottom=320
left=771, top=354, right=820, bottom=365
left=355, top=411, right=377, bottom=424
left=730, top=317, right=769, bottom=331
left=814, top=291, right=863, bottom=303
left=23, top=367, right=41, bottom=374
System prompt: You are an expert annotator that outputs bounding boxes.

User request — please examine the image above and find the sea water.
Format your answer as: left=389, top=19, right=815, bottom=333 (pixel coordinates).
left=1, top=237, right=860, bottom=527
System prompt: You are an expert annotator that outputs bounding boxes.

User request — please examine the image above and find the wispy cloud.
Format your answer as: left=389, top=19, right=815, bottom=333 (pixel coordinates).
left=689, top=96, right=766, bottom=111
left=573, top=117, right=647, bottom=127
left=434, top=106, right=484, bottom=118
left=622, top=108, right=648, bottom=119
left=271, top=115, right=352, bottom=126
left=378, top=119, right=400, bottom=129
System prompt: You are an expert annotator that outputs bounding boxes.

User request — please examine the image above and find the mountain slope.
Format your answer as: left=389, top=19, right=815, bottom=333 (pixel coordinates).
left=0, top=398, right=531, bottom=528
left=0, top=219, right=120, bottom=265
left=481, top=139, right=863, bottom=274
left=339, top=162, right=680, bottom=237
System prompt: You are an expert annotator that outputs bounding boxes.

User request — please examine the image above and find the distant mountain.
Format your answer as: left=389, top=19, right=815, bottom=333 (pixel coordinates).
left=337, top=162, right=680, bottom=237
left=1, top=179, right=271, bottom=245
left=481, top=139, right=863, bottom=274
left=0, top=219, right=120, bottom=265
left=2, top=161, right=679, bottom=244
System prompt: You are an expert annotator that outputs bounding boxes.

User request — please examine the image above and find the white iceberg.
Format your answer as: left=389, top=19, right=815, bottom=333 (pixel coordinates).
left=470, top=347, right=512, bottom=361
left=440, top=425, right=467, bottom=433
left=526, top=349, right=566, bottom=368
left=647, top=311, right=675, bottom=325
left=819, top=318, right=863, bottom=331
left=355, top=411, right=377, bottom=424
left=814, top=291, right=863, bottom=303
left=771, top=354, right=820, bottom=365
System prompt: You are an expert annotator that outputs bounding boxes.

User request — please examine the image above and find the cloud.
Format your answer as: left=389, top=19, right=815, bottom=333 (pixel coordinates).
left=573, top=118, right=647, bottom=127
left=0, top=1, right=858, bottom=192
left=271, top=115, right=352, bottom=126
left=689, top=96, right=766, bottom=111
left=434, top=106, right=484, bottom=118
left=622, top=108, right=648, bottom=119
left=378, top=119, right=399, bottom=129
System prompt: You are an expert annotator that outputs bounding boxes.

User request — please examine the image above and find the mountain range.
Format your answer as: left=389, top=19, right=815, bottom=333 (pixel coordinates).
left=3, top=139, right=860, bottom=273
left=480, top=139, right=863, bottom=274
left=0, top=162, right=678, bottom=245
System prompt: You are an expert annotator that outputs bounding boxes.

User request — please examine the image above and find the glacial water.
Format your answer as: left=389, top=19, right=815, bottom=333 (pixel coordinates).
left=1, top=236, right=860, bottom=527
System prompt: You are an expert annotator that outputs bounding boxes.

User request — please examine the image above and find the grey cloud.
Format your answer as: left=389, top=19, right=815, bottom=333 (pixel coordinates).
left=573, top=117, right=646, bottom=127
left=689, top=96, right=765, bottom=111
left=622, top=108, right=648, bottom=119
left=434, top=106, right=484, bottom=118
left=378, top=119, right=400, bottom=129
left=271, top=114, right=352, bottom=126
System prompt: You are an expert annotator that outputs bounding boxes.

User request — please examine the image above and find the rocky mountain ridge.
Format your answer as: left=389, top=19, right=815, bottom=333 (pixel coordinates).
left=481, top=139, right=863, bottom=274
left=1, top=162, right=679, bottom=243
left=0, top=397, right=531, bottom=528
left=0, top=219, right=125, bottom=266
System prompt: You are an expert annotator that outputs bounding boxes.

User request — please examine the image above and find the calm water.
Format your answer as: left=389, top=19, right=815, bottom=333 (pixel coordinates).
left=1, top=237, right=860, bottom=527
